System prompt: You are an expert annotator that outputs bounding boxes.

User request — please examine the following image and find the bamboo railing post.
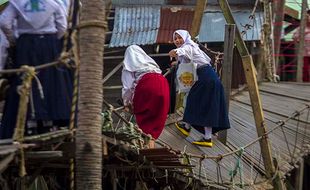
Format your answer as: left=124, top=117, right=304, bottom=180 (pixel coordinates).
left=190, top=0, right=207, bottom=38
left=263, top=0, right=277, bottom=82
left=217, top=0, right=285, bottom=189
left=13, top=66, right=36, bottom=178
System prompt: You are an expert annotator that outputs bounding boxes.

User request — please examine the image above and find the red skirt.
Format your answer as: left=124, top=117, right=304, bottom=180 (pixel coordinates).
left=133, top=73, right=170, bottom=139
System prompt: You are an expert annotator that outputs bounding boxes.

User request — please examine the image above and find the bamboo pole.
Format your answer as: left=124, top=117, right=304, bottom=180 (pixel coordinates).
left=295, top=159, right=305, bottom=190
left=263, top=0, right=277, bottom=82
left=190, top=0, right=207, bottom=38
left=217, top=0, right=285, bottom=189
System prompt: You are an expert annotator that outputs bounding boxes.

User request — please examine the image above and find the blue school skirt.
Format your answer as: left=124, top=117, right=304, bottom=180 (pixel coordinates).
left=0, top=34, right=73, bottom=139
left=183, top=65, right=230, bottom=134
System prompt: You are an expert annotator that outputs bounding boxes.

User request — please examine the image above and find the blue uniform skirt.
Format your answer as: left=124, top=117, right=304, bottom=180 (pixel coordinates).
left=183, top=65, right=230, bottom=134
left=0, top=34, right=73, bottom=139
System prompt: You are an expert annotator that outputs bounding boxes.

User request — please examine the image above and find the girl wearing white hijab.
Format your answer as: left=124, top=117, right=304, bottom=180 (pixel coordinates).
left=169, top=29, right=230, bottom=147
left=122, top=45, right=170, bottom=139
left=0, top=0, right=72, bottom=139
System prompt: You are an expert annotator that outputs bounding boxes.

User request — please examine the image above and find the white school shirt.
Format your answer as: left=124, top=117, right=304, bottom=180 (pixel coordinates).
left=0, top=29, right=8, bottom=70
left=55, top=0, right=70, bottom=16
left=0, top=0, right=67, bottom=39
left=175, top=44, right=212, bottom=68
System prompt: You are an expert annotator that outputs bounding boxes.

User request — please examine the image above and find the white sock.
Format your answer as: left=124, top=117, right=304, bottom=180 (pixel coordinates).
left=204, top=127, right=212, bottom=139
left=184, top=122, right=191, bottom=130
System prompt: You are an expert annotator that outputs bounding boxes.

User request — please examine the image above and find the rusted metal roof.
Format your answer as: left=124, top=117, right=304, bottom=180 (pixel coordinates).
left=111, top=0, right=165, bottom=5
left=156, top=7, right=195, bottom=44
left=207, top=0, right=258, bottom=4
left=109, top=6, right=161, bottom=47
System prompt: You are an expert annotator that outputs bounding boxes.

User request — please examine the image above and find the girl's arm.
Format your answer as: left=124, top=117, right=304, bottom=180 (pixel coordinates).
left=169, top=45, right=192, bottom=61
left=121, top=69, right=135, bottom=106
left=0, top=4, right=17, bottom=43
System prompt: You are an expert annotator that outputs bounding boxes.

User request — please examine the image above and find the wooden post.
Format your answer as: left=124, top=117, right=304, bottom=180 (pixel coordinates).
left=217, top=1, right=285, bottom=189
left=295, top=159, right=305, bottom=190
left=297, top=0, right=308, bottom=82
left=273, top=0, right=286, bottom=71
left=218, top=24, right=235, bottom=144
left=190, top=0, right=207, bottom=37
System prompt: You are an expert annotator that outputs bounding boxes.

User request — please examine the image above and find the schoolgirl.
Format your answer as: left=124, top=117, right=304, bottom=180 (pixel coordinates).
left=169, top=29, right=230, bottom=147
left=0, top=0, right=72, bottom=138
left=122, top=45, right=170, bottom=139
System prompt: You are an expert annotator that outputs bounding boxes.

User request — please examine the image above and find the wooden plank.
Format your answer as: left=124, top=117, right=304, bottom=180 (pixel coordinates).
left=25, top=151, right=63, bottom=159
left=0, top=153, right=15, bottom=173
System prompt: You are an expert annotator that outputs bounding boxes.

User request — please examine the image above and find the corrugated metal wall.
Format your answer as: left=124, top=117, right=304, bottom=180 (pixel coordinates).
left=199, top=11, right=264, bottom=42
left=109, top=6, right=161, bottom=47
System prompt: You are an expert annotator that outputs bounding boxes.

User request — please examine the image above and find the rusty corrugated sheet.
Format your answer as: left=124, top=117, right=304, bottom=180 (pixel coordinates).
left=109, top=6, right=160, bottom=47
left=156, top=7, right=194, bottom=44
left=111, top=0, right=165, bottom=5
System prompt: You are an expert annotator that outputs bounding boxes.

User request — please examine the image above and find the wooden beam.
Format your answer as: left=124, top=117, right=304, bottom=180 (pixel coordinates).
left=295, top=159, right=305, bottom=190
left=218, top=0, right=285, bottom=189
left=297, top=0, right=308, bottom=82
left=241, top=55, right=285, bottom=190
left=218, top=0, right=249, bottom=56
left=25, top=151, right=63, bottom=159
left=0, top=153, right=15, bottom=174
left=190, top=0, right=207, bottom=38
left=102, top=61, right=123, bottom=84
left=218, top=24, right=235, bottom=144
left=103, top=85, right=122, bottom=89
left=273, top=0, right=286, bottom=70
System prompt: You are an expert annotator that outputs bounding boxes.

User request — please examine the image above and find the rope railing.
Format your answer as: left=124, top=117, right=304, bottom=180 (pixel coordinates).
left=101, top=101, right=310, bottom=189
left=102, top=100, right=310, bottom=161
left=0, top=52, right=73, bottom=75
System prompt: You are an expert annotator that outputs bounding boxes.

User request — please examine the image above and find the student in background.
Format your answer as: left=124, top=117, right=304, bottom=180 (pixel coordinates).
left=0, top=27, right=8, bottom=71
left=122, top=45, right=170, bottom=141
left=0, top=0, right=8, bottom=70
left=169, top=29, right=230, bottom=147
left=0, top=0, right=72, bottom=139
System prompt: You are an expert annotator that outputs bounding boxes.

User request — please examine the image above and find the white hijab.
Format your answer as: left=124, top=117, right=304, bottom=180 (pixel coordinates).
left=123, top=45, right=161, bottom=73
left=173, top=29, right=199, bottom=48
left=173, top=29, right=211, bottom=63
